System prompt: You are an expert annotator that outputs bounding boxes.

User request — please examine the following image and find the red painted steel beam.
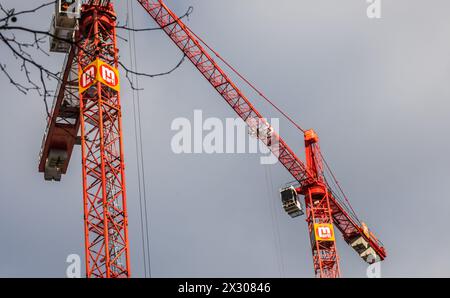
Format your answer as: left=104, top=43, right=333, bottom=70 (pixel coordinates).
left=77, top=3, right=130, bottom=278
left=137, top=0, right=313, bottom=188
left=328, top=193, right=387, bottom=260
left=38, top=47, right=80, bottom=178
left=303, top=131, right=340, bottom=278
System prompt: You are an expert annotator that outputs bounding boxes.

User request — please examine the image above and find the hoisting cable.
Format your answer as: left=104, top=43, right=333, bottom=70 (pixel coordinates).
left=264, top=166, right=285, bottom=277
left=181, top=24, right=306, bottom=134
left=185, top=24, right=290, bottom=275
left=188, top=24, right=290, bottom=275
left=319, top=150, right=361, bottom=224
left=126, top=0, right=148, bottom=278
left=184, top=22, right=364, bottom=228
left=127, top=0, right=153, bottom=277
left=311, top=148, right=357, bottom=222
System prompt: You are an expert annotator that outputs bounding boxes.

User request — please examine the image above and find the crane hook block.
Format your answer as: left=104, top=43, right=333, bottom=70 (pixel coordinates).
left=280, top=186, right=304, bottom=218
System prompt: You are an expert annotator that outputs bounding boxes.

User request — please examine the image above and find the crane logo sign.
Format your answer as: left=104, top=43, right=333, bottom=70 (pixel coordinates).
left=79, top=58, right=120, bottom=93
left=80, top=65, right=96, bottom=91
left=100, top=64, right=118, bottom=87
left=314, top=223, right=335, bottom=241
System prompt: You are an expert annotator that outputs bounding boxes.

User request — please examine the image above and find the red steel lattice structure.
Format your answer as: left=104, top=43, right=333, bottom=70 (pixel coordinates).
left=303, top=130, right=340, bottom=277
left=77, top=3, right=130, bottom=278
left=136, top=0, right=386, bottom=277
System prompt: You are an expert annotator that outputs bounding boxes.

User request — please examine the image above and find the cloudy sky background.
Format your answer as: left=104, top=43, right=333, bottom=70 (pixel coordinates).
left=0, top=0, right=450, bottom=277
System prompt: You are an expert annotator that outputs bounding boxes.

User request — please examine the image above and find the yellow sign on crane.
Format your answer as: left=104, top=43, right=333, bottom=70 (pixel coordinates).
left=314, top=223, right=336, bottom=242
left=79, top=58, right=120, bottom=93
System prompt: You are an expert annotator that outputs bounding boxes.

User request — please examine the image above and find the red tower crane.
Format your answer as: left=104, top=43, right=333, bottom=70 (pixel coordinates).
left=40, top=0, right=129, bottom=278
left=39, top=0, right=386, bottom=278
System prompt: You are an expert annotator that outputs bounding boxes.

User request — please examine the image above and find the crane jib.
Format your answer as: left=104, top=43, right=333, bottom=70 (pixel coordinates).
left=136, top=0, right=386, bottom=265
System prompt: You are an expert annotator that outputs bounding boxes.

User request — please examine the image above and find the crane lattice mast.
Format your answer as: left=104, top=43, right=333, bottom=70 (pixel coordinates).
left=41, top=1, right=130, bottom=277
left=77, top=3, right=130, bottom=278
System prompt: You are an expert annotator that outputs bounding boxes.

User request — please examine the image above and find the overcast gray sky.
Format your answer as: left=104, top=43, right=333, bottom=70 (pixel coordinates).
left=1, top=0, right=450, bottom=277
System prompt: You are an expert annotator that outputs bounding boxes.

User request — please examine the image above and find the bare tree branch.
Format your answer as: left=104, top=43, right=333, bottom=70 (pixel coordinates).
left=0, top=1, right=192, bottom=116
left=116, top=6, right=194, bottom=33
left=119, top=54, right=186, bottom=90
left=0, top=1, right=56, bottom=24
